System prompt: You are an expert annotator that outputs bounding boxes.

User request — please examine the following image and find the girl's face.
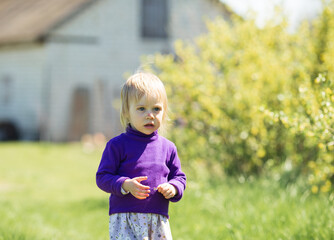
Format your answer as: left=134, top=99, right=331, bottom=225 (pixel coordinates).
left=128, top=94, right=164, bottom=135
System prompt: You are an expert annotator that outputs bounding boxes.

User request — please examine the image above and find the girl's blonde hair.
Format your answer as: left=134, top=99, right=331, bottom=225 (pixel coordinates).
left=120, top=72, right=168, bottom=130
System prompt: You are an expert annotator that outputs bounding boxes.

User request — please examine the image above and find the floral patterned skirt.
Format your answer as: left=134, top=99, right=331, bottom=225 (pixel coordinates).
left=109, top=213, right=173, bottom=240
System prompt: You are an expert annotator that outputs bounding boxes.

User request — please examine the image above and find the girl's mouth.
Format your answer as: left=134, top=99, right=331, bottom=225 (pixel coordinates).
left=144, top=123, right=154, bottom=127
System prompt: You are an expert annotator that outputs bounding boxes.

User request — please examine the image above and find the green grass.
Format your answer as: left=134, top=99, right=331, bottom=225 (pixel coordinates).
left=0, top=143, right=333, bottom=239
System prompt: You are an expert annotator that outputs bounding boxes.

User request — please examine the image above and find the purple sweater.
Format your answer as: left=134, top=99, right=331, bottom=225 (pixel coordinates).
left=96, top=127, right=186, bottom=218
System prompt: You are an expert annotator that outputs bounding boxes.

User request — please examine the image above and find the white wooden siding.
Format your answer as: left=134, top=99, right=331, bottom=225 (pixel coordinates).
left=0, top=0, right=227, bottom=141
left=0, top=44, right=45, bottom=140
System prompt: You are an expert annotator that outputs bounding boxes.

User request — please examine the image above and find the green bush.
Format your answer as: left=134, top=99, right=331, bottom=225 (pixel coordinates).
left=145, top=1, right=334, bottom=192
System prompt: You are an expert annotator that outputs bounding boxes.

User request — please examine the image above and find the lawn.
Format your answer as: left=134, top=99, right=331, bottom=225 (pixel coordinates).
left=0, top=143, right=333, bottom=239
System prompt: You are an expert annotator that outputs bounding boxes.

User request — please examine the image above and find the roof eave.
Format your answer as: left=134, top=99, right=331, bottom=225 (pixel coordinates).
left=0, top=0, right=98, bottom=46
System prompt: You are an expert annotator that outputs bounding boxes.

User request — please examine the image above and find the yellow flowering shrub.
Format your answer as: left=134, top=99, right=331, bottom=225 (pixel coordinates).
left=264, top=73, right=334, bottom=193
left=145, top=2, right=334, bottom=192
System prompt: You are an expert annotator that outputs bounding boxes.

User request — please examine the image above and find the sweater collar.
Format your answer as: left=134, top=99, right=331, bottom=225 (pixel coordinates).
left=125, top=125, right=159, bottom=141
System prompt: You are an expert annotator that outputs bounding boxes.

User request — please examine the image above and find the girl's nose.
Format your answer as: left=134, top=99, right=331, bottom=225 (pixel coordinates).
left=146, top=112, right=154, bottom=119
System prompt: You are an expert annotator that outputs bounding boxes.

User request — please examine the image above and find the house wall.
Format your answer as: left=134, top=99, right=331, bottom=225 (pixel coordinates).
left=44, top=0, right=110, bottom=141
left=0, top=44, right=45, bottom=140
left=45, top=0, right=226, bottom=141
left=43, top=43, right=100, bottom=141
left=0, top=0, right=227, bottom=141
left=45, top=0, right=171, bottom=141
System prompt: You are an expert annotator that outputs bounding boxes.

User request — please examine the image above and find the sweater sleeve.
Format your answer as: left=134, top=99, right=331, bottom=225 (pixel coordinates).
left=96, top=140, right=129, bottom=197
left=167, top=145, right=186, bottom=202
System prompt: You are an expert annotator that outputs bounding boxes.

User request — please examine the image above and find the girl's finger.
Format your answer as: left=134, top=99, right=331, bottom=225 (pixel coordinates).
left=137, top=187, right=150, bottom=194
left=133, top=176, right=148, bottom=182
left=157, top=183, right=167, bottom=191
left=134, top=177, right=150, bottom=190
left=135, top=195, right=147, bottom=200
left=167, top=191, right=175, bottom=199
left=134, top=193, right=149, bottom=200
left=165, top=190, right=172, bottom=197
left=136, top=182, right=150, bottom=190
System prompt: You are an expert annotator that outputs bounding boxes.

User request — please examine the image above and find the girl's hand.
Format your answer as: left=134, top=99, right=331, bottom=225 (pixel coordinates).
left=157, top=183, right=178, bottom=199
left=122, top=176, right=150, bottom=200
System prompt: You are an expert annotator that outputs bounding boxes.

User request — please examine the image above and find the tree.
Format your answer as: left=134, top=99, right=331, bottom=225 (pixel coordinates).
left=144, top=2, right=334, bottom=192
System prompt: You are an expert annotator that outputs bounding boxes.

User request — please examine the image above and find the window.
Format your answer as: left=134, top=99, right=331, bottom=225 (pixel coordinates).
left=141, top=0, right=168, bottom=38
left=1, top=75, right=12, bottom=105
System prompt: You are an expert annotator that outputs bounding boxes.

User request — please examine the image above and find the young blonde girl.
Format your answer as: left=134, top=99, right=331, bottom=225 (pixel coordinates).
left=96, top=72, right=186, bottom=240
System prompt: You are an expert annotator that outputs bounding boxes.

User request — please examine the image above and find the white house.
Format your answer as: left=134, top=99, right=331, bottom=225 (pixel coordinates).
left=0, top=0, right=232, bottom=141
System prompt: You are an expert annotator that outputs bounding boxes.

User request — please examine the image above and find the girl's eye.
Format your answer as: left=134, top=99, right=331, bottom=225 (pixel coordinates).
left=138, top=107, right=145, bottom=111
left=154, top=107, right=162, bottom=112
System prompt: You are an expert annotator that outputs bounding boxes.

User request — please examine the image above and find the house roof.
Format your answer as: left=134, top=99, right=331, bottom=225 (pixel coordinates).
left=0, top=0, right=96, bottom=45
left=0, top=0, right=236, bottom=46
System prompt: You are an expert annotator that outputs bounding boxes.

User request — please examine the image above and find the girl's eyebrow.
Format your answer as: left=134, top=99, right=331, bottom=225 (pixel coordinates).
left=136, top=103, right=163, bottom=107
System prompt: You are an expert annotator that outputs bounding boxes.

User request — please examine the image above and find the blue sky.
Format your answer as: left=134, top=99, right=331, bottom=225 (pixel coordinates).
left=221, top=0, right=323, bottom=30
